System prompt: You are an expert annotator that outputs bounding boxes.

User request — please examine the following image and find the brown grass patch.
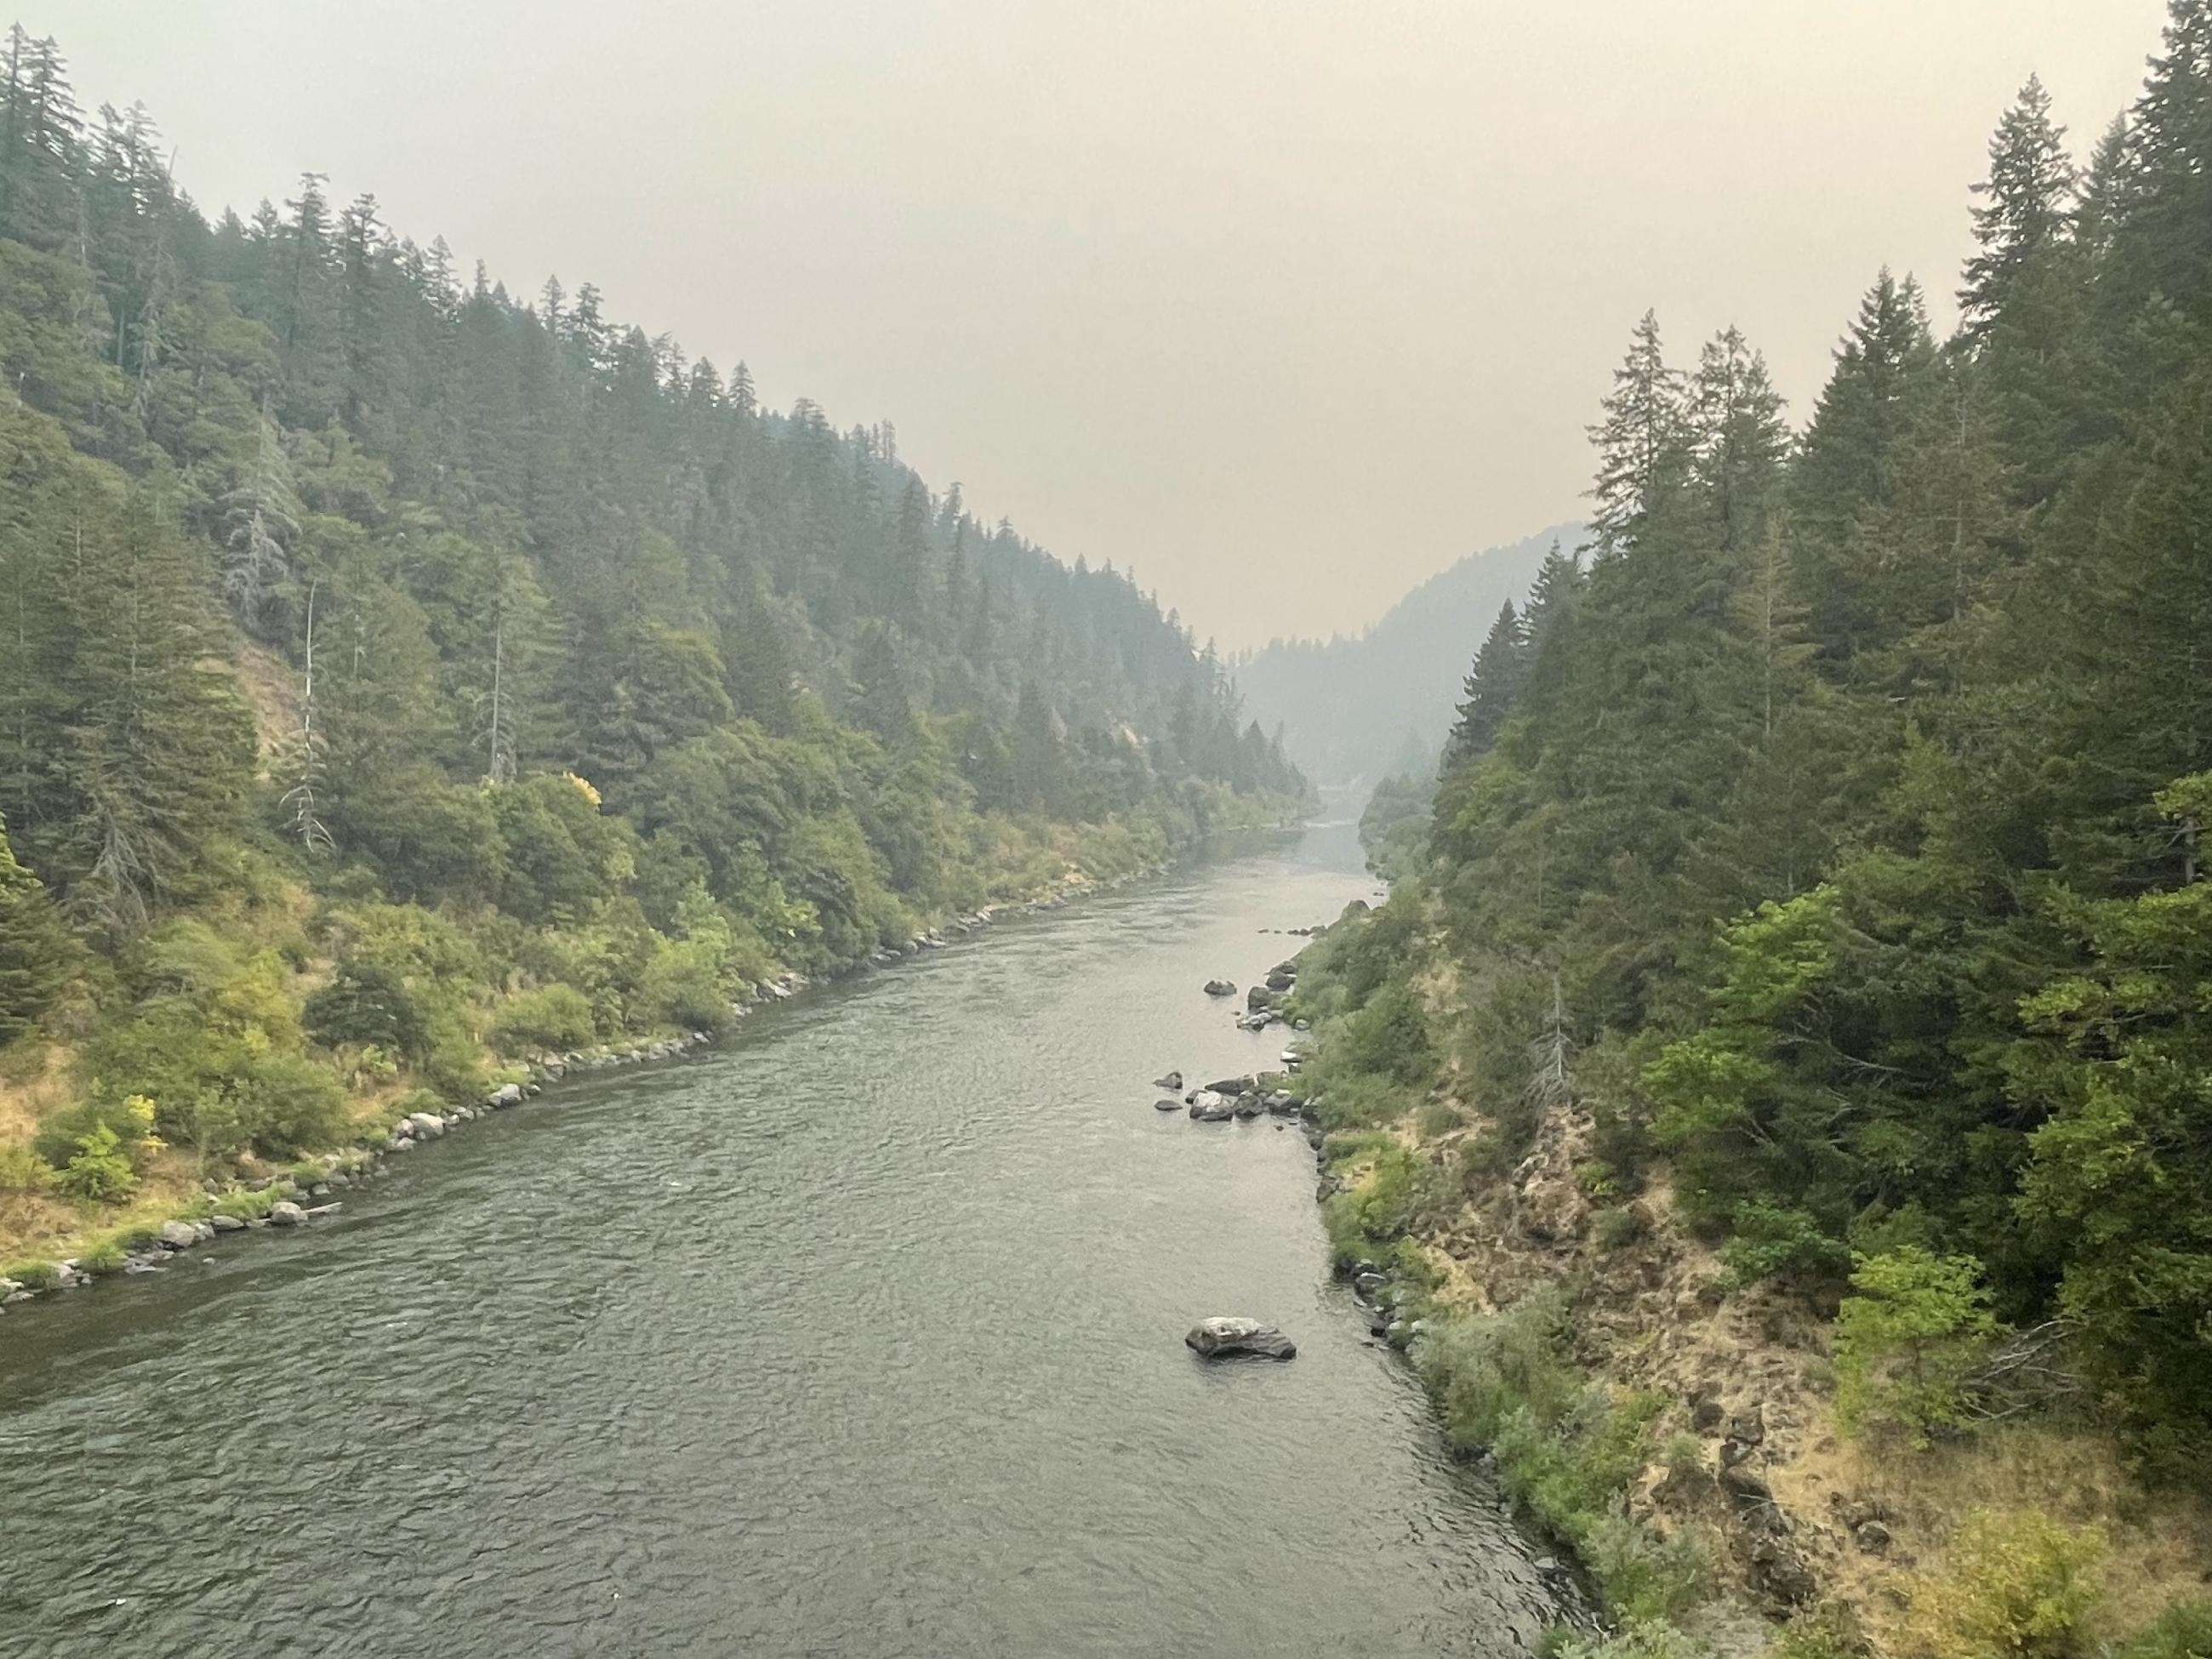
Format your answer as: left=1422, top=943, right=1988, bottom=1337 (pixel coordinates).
left=1774, top=1414, right=2212, bottom=1655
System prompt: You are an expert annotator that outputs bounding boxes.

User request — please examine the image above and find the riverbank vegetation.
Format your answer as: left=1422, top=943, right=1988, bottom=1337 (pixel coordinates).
left=0, top=28, right=1304, bottom=1270
left=1287, top=8, right=2212, bottom=1653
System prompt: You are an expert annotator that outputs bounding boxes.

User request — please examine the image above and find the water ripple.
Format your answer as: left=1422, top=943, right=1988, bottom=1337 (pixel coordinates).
left=0, top=824, right=1578, bottom=1657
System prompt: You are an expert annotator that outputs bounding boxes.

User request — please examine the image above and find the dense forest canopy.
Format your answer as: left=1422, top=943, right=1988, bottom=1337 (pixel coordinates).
left=1320, top=19, right=2212, bottom=1486
left=0, top=25, right=1300, bottom=1222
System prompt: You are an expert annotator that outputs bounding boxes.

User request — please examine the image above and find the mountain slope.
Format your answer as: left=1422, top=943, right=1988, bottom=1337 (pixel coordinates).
left=1231, top=524, right=1580, bottom=783
left=0, top=29, right=1300, bottom=1263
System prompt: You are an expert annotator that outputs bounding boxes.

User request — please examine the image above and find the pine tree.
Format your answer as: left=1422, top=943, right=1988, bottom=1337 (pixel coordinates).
left=1588, top=311, right=1690, bottom=556
left=56, top=487, right=254, bottom=935
left=0, top=807, right=69, bottom=1041
left=2109, top=0, right=2212, bottom=315
left=1443, top=601, right=1528, bottom=765
left=1690, top=328, right=1789, bottom=558
left=221, top=410, right=302, bottom=636
left=1959, top=77, right=2078, bottom=341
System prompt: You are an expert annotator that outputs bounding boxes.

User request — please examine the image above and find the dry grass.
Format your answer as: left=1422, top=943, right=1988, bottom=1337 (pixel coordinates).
left=1773, top=1411, right=2212, bottom=1655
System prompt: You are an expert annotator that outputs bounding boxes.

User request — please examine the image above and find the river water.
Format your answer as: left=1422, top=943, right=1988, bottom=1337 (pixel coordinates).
left=0, top=818, right=1576, bottom=1658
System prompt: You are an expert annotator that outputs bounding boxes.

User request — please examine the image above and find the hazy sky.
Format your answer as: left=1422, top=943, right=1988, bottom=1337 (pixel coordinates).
left=31, top=2, right=2169, bottom=648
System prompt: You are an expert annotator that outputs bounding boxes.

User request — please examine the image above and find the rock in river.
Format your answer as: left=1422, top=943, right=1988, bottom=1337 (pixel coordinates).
left=1202, top=979, right=1236, bottom=997
left=1187, top=1091, right=1236, bottom=1121
left=1153, top=1097, right=1183, bottom=1112
left=267, top=1200, right=307, bottom=1228
left=1185, top=1317, right=1297, bottom=1360
left=1152, top=1071, right=1183, bottom=1091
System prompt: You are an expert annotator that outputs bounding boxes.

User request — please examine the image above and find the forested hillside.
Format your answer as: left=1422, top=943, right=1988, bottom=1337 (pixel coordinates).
left=1232, top=524, right=1572, bottom=783
left=0, top=29, right=1299, bottom=1262
left=1289, top=9, right=2212, bottom=1652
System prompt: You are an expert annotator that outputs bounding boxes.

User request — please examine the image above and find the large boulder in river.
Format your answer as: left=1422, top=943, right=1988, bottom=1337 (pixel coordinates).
left=1202, top=979, right=1237, bottom=998
left=266, top=1200, right=307, bottom=1228
left=157, top=1219, right=200, bottom=1251
left=1153, top=1097, right=1183, bottom=1112
left=1187, top=1091, right=1236, bottom=1121
left=1246, top=984, right=1278, bottom=1012
left=1152, top=1071, right=1183, bottom=1091
left=1185, top=1317, right=1297, bottom=1360
left=1204, top=1075, right=1256, bottom=1097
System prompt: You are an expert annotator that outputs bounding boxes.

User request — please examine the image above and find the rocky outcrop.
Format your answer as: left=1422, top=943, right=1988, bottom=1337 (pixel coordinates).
left=1185, top=1317, right=1297, bottom=1360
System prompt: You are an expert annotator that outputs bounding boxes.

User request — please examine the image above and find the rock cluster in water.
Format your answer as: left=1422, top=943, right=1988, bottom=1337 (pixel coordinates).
left=1185, top=1316, right=1298, bottom=1360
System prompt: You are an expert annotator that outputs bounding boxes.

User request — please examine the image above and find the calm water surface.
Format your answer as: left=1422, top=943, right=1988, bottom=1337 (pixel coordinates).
left=0, top=819, right=1578, bottom=1657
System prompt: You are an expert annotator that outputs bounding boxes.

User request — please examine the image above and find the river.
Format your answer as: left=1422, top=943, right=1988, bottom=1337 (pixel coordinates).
left=0, top=818, right=1577, bottom=1658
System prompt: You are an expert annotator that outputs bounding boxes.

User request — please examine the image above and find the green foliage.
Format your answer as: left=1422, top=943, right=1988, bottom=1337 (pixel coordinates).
left=1418, top=1292, right=1702, bottom=1622
left=1332, top=978, right=1437, bottom=1092
left=57, top=1122, right=137, bottom=1202
left=491, top=983, right=597, bottom=1053
left=1593, top=1205, right=1649, bottom=1251
left=3, top=1257, right=59, bottom=1289
left=302, top=961, right=429, bottom=1060
left=2009, top=771, right=2212, bottom=1478
left=1554, top=1622, right=1718, bottom=1659
left=2118, top=1601, right=2212, bottom=1659
left=0, top=1143, right=56, bottom=1194
left=1321, top=1139, right=1448, bottom=1267
left=1719, top=1200, right=1854, bottom=1290
left=0, top=810, right=70, bottom=1040
left=1835, top=1247, right=2002, bottom=1445
left=1579, top=1508, right=1709, bottom=1624
left=77, top=1237, right=126, bottom=1275
left=1903, top=1508, right=2105, bottom=1659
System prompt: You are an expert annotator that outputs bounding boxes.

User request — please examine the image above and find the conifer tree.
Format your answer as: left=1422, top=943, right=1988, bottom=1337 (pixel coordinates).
left=1588, top=311, right=1690, bottom=556
left=1960, top=77, right=2078, bottom=341
left=1443, top=601, right=1528, bottom=765
left=0, top=807, right=69, bottom=1041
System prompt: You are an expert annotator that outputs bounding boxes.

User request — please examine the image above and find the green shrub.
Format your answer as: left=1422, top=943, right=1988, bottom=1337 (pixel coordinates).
left=211, top=1189, right=270, bottom=1221
left=1768, top=1608, right=1865, bottom=1659
left=302, top=960, right=430, bottom=1060
left=2120, top=1601, right=2212, bottom=1659
left=634, top=941, right=732, bottom=1033
left=0, top=1143, right=57, bottom=1194
left=1416, top=1098, right=1464, bottom=1137
left=1593, top=1206, right=1650, bottom=1251
left=1415, top=1294, right=1691, bottom=1622
left=1555, top=1620, right=1718, bottom=1659
left=490, top=983, right=597, bottom=1053
left=1334, top=979, right=1437, bottom=1089
left=1413, top=1291, right=1579, bottom=1449
left=1721, top=1199, right=1853, bottom=1289
left=1836, top=1246, right=2002, bottom=1445
left=1574, top=1159, right=1622, bottom=1201
left=3, top=1258, right=59, bottom=1288
left=58, top=1122, right=138, bottom=1202
left=77, top=1238, right=127, bottom=1275
left=1904, top=1508, right=2105, bottom=1659
left=1582, top=1507, right=1707, bottom=1622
